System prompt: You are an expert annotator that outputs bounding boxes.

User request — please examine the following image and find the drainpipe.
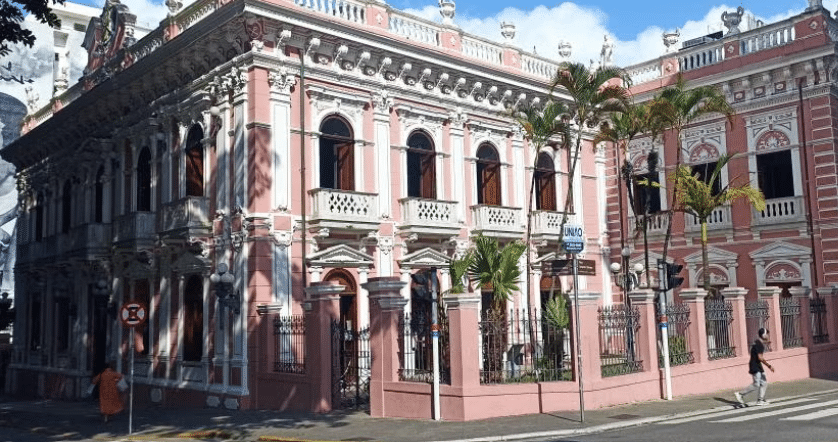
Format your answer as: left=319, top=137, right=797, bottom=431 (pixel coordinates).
left=300, top=49, right=308, bottom=290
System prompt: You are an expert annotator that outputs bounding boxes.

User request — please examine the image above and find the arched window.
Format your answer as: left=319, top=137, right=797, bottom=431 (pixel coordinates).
left=184, top=124, right=204, bottom=197
left=183, top=275, right=204, bottom=362
left=406, top=131, right=436, bottom=199
left=62, top=180, right=72, bottom=233
left=123, top=141, right=132, bottom=214
left=324, top=268, right=357, bottom=331
left=136, top=147, right=152, bottom=211
left=95, top=166, right=104, bottom=223
left=476, top=144, right=501, bottom=206
left=319, top=116, right=354, bottom=190
left=534, top=152, right=556, bottom=211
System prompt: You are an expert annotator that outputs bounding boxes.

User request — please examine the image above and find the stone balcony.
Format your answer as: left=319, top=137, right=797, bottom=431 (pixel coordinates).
left=398, top=197, right=461, bottom=237
left=308, top=188, right=380, bottom=232
left=530, top=210, right=577, bottom=242
left=629, top=212, right=669, bottom=237
left=158, top=196, right=211, bottom=239
left=470, top=205, right=524, bottom=238
left=113, top=212, right=157, bottom=248
left=684, top=205, right=732, bottom=232
left=63, top=223, right=112, bottom=259
left=753, top=196, right=806, bottom=226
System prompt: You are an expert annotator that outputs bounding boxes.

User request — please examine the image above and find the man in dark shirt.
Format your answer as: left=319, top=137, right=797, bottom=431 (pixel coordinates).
left=734, top=328, right=774, bottom=406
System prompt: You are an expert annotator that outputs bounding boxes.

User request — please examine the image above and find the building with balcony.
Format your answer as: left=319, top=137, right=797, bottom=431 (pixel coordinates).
left=610, top=2, right=838, bottom=300
left=0, top=0, right=610, bottom=410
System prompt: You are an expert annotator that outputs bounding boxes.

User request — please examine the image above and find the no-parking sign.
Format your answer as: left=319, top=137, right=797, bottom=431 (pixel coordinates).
left=120, top=303, right=147, bottom=327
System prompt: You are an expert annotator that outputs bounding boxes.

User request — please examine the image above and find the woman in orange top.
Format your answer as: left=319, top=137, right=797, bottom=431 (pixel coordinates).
left=91, top=362, right=124, bottom=422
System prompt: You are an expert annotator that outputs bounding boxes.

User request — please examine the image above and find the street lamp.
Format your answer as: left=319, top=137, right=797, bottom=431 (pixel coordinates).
left=610, top=258, right=645, bottom=292
left=210, top=263, right=239, bottom=315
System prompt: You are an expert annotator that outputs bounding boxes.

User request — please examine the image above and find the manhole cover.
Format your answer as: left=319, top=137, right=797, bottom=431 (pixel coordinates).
left=609, top=414, right=640, bottom=420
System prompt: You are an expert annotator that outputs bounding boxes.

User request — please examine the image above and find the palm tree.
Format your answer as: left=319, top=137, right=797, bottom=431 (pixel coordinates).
left=467, top=235, right=527, bottom=311
left=673, top=154, right=765, bottom=293
left=647, top=74, right=735, bottom=264
left=593, top=103, right=651, bottom=286
left=513, top=100, right=570, bottom=313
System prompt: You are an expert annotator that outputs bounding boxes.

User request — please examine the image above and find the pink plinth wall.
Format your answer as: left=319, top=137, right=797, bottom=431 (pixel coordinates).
left=369, top=286, right=838, bottom=421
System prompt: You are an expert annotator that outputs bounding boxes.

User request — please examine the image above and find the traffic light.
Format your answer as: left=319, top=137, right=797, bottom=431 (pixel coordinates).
left=665, top=262, right=684, bottom=291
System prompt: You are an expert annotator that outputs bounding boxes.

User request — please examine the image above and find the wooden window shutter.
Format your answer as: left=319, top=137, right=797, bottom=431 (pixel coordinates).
left=421, top=152, right=436, bottom=199
left=337, top=142, right=355, bottom=191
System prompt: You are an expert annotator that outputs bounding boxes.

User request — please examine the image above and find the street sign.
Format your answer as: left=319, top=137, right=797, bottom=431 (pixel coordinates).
left=543, top=259, right=596, bottom=276
left=562, top=224, right=585, bottom=254
left=120, top=303, right=147, bottom=327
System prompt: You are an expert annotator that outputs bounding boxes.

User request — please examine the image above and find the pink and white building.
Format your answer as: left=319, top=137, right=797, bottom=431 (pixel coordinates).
left=1, top=0, right=837, bottom=421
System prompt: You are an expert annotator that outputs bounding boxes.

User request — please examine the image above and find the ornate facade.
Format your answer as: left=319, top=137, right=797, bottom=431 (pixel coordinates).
left=1, top=0, right=608, bottom=408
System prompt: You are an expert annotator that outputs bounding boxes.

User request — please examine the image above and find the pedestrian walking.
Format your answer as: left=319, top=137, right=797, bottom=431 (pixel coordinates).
left=91, top=361, right=125, bottom=422
left=734, top=328, right=774, bottom=406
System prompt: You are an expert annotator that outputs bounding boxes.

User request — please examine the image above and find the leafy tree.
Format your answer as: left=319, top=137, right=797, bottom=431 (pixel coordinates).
left=1, top=0, right=65, bottom=56
left=647, top=74, right=735, bottom=265
left=673, top=153, right=765, bottom=293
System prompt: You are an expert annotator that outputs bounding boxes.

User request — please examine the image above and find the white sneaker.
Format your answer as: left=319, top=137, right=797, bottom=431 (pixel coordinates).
left=755, top=400, right=770, bottom=406
left=734, top=392, right=744, bottom=404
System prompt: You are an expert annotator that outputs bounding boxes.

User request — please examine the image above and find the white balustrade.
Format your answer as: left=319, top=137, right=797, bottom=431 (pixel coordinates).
left=630, top=213, right=669, bottom=236
left=740, top=23, right=795, bottom=56
left=754, top=196, right=803, bottom=224
left=471, top=205, right=523, bottom=234
left=521, top=54, right=559, bottom=80
left=310, top=188, right=378, bottom=223
left=400, top=198, right=457, bottom=226
left=531, top=210, right=577, bottom=236
left=626, top=62, right=662, bottom=85
left=684, top=206, right=731, bottom=231
left=461, top=36, right=503, bottom=65
left=159, top=196, right=210, bottom=232
left=295, top=0, right=367, bottom=24
left=388, top=13, right=440, bottom=46
left=679, top=43, right=725, bottom=72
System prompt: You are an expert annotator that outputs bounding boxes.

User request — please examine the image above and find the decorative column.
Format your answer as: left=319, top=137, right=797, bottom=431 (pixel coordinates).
left=721, top=287, right=749, bottom=359
left=372, top=92, right=393, bottom=218
left=399, top=266, right=412, bottom=317
left=268, top=68, right=296, bottom=213
left=627, top=289, right=657, bottom=374
left=304, top=280, right=345, bottom=412
left=358, top=267, right=370, bottom=330
left=758, top=286, right=783, bottom=351
left=789, top=286, right=812, bottom=348
left=679, top=288, right=709, bottom=364
left=449, top=111, right=467, bottom=222
left=363, top=277, right=407, bottom=418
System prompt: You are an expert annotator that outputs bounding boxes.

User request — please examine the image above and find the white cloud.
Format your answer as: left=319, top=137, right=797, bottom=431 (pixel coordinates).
left=404, top=2, right=834, bottom=68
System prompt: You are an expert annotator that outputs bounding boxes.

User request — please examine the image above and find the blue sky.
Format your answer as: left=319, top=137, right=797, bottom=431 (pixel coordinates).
left=30, top=0, right=838, bottom=67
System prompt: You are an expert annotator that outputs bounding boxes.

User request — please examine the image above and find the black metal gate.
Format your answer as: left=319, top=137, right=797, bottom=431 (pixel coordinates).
left=331, top=321, right=371, bottom=409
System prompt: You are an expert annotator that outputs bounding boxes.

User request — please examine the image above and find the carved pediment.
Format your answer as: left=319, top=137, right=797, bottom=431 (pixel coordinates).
left=749, top=241, right=810, bottom=261
left=399, top=247, right=451, bottom=269
left=684, top=247, right=738, bottom=265
left=307, top=244, right=375, bottom=268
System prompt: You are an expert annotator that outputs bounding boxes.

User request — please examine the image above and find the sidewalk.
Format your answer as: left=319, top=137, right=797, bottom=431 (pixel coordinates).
left=2, top=376, right=837, bottom=442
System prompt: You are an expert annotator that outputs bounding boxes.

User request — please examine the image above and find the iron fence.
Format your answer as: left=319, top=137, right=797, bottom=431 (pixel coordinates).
left=398, top=310, right=451, bottom=384
left=780, top=297, right=802, bottom=348
left=705, top=298, right=735, bottom=360
left=331, top=322, right=371, bottom=409
left=478, top=309, right=573, bottom=384
left=745, top=299, right=771, bottom=351
left=811, top=297, right=829, bottom=344
left=656, top=303, right=694, bottom=367
left=598, top=304, right=642, bottom=377
left=273, top=315, right=306, bottom=374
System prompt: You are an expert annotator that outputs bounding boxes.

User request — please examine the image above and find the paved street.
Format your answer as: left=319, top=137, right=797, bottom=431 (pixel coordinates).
left=1, top=377, right=837, bottom=442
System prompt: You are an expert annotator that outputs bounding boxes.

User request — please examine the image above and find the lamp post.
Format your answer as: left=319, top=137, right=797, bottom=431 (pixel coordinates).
left=210, top=263, right=240, bottom=329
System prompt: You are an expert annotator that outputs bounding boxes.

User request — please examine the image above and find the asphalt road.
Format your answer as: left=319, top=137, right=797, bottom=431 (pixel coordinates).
left=542, top=390, right=838, bottom=442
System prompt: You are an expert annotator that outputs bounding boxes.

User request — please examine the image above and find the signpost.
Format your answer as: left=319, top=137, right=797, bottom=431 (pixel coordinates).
left=561, top=224, right=586, bottom=423
left=120, top=302, right=147, bottom=436
left=544, top=259, right=596, bottom=276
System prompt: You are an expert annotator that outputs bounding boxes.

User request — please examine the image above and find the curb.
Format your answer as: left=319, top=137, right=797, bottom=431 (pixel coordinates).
left=439, top=388, right=838, bottom=442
